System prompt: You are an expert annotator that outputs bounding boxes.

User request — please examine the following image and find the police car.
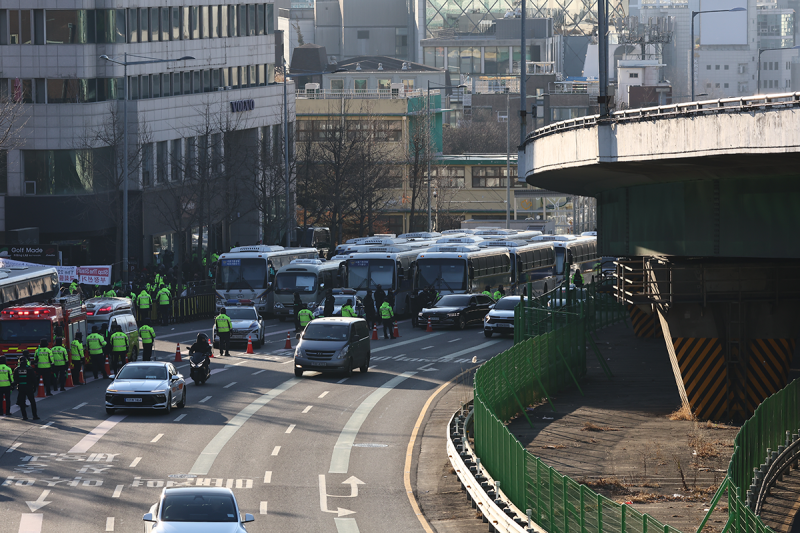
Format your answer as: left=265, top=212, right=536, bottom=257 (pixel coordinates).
left=312, top=289, right=366, bottom=318
left=212, top=306, right=266, bottom=348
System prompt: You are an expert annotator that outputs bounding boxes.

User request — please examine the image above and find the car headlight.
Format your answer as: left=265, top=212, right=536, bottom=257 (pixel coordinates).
left=151, top=389, right=167, bottom=393
left=484, top=315, right=492, bottom=322
left=418, top=312, right=424, bottom=317
left=447, top=312, right=460, bottom=317
left=295, top=347, right=305, bottom=358
left=249, top=322, right=258, bottom=329
left=107, top=389, right=118, bottom=393
left=337, top=345, right=350, bottom=359
left=274, top=302, right=284, bottom=309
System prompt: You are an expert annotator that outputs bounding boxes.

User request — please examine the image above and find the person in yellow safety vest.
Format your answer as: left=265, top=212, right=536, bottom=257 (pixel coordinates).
left=51, top=337, right=69, bottom=392
left=572, top=269, right=584, bottom=288
left=70, top=332, right=84, bottom=386
left=154, top=273, right=164, bottom=287
left=87, top=327, right=108, bottom=380
left=35, top=339, right=54, bottom=396
left=298, top=307, right=314, bottom=328
left=341, top=300, right=357, bottom=317
left=109, top=325, right=129, bottom=376
left=493, top=285, right=505, bottom=302
left=139, top=320, right=156, bottom=361
left=104, top=288, right=116, bottom=297
left=0, top=355, right=13, bottom=416
left=380, top=301, right=395, bottom=339
left=157, top=286, right=171, bottom=326
left=137, top=290, right=152, bottom=323
left=482, top=285, right=492, bottom=297
left=215, top=308, right=232, bottom=357
left=69, top=280, right=78, bottom=295
left=212, top=251, right=220, bottom=263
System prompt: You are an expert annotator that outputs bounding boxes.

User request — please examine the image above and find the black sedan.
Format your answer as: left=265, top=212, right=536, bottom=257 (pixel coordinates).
left=417, top=294, right=494, bottom=330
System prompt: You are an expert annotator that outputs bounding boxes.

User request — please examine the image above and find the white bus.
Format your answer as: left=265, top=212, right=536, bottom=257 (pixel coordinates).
left=343, top=245, right=428, bottom=315
left=414, top=245, right=512, bottom=296
left=473, top=228, right=543, bottom=242
left=215, top=245, right=319, bottom=314
left=272, top=258, right=345, bottom=321
left=531, top=235, right=599, bottom=284
left=479, top=240, right=557, bottom=294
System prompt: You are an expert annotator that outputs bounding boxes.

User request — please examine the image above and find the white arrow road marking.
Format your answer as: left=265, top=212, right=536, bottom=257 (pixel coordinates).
left=318, top=475, right=355, bottom=517
left=417, top=363, right=439, bottom=372
left=68, top=415, right=126, bottom=454
left=334, top=518, right=361, bottom=533
left=371, top=332, right=444, bottom=353
left=25, top=490, right=51, bottom=512
left=190, top=378, right=299, bottom=475
left=341, top=476, right=365, bottom=497
left=17, top=514, right=42, bottom=533
left=329, top=371, right=416, bottom=474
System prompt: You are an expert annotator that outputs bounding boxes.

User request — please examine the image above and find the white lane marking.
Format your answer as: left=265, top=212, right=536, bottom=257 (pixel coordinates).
left=72, top=402, right=88, bottom=410
left=280, top=360, right=293, bottom=364
left=224, top=382, right=237, bottom=388
left=252, top=369, right=266, bottom=375
left=319, top=475, right=355, bottom=517
left=17, top=514, right=43, bottom=533
left=199, top=396, right=212, bottom=403
left=260, top=501, right=268, bottom=515
left=302, top=405, right=312, bottom=413
left=151, top=434, right=164, bottom=443
left=40, top=422, right=54, bottom=429
left=112, top=485, right=123, bottom=498
left=335, top=517, right=361, bottom=532
left=174, top=414, right=187, bottom=422
left=157, top=328, right=209, bottom=340
left=421, top=346, right=433, bottom=350
left=318, top=391, right=329, bottom=399
left=264, top=471, right=272, bottom=483
left=337, top=378, right=348, bottom=384
left=286, top=424, right=296, bottom=434
left=189, top=378, right=300, bottom=475
left=105, top=517, right=114, bottom=531
left=371, top=332, right=444, bottom=353
left=6, top=442, right=21, bottom=453
left=271, top=446, right=281, bottom=456
left=68, top=415, right=126, bottom=454
left=448, top=338, right=461, bottom=343
left=329, top=371, right=416, bottom=474
left=233, top=361, right=246, bottom=366
left=437, top=340, right=501, bottom=362
left=129, top=457, right=141, bottom=468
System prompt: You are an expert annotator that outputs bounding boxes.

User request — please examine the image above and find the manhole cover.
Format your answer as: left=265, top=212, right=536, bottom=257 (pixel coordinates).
left=168, top=474, right=197, bottom=479
left=352, top=443, right=388, bottom=448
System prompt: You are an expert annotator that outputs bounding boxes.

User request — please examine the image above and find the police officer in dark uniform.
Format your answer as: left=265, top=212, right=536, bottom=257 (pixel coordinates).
left=13, top=353, right=39, bottom=420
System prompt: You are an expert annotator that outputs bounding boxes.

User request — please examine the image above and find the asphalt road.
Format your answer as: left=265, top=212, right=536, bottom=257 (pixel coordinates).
left=0, top=316, right=512, bottom=533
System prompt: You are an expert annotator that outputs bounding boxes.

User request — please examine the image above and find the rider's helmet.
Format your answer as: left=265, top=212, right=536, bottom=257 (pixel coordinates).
left=197, top=332, right=209, bottom=345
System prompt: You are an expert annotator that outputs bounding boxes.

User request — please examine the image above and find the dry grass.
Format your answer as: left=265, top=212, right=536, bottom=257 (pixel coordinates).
left=541, top=444, right=566, bottom=449
left=689, top=424, right=720, bottom=459
left=580, top=477, right=631, bottom=495
left=669, top=404, right=695, bottom=421
left=582, top=422, right=620, bottom=432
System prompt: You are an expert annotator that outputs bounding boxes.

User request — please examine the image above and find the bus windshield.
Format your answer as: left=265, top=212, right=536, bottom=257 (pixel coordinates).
left=217, top=259, right=268, bottom=291
left=416, top=259, right=467, bottom=291
left=555, top=248, right=567, bottom=276
left=348, top=259, right=395, bottom=290
left=275, top=272, right=317, bottom=293
left=0, top=320, right=52, bottom=343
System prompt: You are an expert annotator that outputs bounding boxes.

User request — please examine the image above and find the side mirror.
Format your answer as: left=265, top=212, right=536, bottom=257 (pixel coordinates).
left=295, top=333, right=302, bottom=340
left=243, top=513, right=255, bottom=523
left=489, top=304, right=495, bottom=309
left=143, top=513, right=155, bottom=522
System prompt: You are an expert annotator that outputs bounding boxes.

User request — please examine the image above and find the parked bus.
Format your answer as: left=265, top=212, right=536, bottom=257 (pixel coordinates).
left=473, top=228, right=543, bottom=242
left=215, top=245, right=319, bottom=314
left=272, top=258, right=344, bottom=321
left=479, top=240, right=557, bottom=294
left=414, top=245, right=512, bottom=296
left=531, top=235, right=599, bottom=283
left=343, top=245, right=428, bottom=316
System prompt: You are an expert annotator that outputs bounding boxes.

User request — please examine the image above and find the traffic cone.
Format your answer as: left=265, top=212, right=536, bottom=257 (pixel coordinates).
left=284, top=332, right=292, bottom=350
left=104, top=356, right=112, bottom=376
left=79, top=366, right=85, bottom=385
left=371, top=324, right=378, bottom=341
left=65, top=369, right=74, bottom=388
left=246, top=335, right=254, bottom=354
left=37, top=376, right=46, bottom=398
left=174, top=343, right=182, bottom=362
left=393, top=321, right=400, bottom=338
left=426, top=318, right=433, bottom=332
left=208, top=338, right=214, bottom=358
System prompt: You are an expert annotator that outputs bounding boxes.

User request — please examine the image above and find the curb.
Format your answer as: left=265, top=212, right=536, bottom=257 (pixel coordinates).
left=446, top=405, right=546, bottom=533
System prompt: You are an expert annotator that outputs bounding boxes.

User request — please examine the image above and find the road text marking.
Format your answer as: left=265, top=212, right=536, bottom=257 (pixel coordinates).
left=68, top=415, right=126, bottom=454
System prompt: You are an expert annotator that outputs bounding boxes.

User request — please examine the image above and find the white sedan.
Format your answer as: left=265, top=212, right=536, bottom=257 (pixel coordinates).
left=213, top=306, right=266, bottom=348
left=105, top=362, right=187, bottom=415
left=144, top=487, right=254, bottom=533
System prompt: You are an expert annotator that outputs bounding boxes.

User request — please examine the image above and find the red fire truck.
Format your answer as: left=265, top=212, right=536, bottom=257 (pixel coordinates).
left=0, top=295, right=87, bottom=368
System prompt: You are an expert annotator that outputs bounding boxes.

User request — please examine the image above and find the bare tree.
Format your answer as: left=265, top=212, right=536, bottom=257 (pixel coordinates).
left=349, top=118, right=398, bottom=237
left=404, top=111, right=432, bottom=233
left=443, top=119, right=506, bottom=154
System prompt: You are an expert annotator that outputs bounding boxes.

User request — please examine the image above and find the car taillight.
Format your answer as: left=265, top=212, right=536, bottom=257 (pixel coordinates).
left=97, top=306, right=112, bottom=314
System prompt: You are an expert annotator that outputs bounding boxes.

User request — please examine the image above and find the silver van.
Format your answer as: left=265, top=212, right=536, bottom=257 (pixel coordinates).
left=293, top=317, right=370, bottom=378
left=85, top=297, right=140, bottom=361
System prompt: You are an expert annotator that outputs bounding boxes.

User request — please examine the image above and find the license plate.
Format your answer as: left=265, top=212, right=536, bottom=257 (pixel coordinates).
left=309, top=362, right=326, bottom=366
left=125, top=397, right=143, bottom=403
left=429, top=316, right=439, bottom=321
left=496, top=323, right=511, bottom=328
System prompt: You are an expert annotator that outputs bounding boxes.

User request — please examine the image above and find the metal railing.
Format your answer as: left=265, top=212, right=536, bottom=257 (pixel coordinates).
left=296, top=88, right=432, bottom=100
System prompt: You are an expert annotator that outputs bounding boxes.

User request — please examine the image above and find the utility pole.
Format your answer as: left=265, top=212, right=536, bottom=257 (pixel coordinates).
left=598, top=0, right=609, bottom=117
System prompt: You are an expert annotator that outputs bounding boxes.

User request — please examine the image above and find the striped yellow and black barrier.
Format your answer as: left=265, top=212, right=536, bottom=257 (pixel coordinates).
left=673, top=337, right=727, bottom=421
left=627, top=304, right=662, bottom=338
left=744, top=338, right=795, bottom=413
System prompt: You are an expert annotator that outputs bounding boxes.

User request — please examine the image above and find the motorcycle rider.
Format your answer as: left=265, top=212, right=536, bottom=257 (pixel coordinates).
left=188, top=332, right=212, bottom=383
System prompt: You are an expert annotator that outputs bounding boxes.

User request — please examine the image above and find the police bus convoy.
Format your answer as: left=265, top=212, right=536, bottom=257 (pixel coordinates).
left=215, top=308, right=232, bottom=357
left=139, top=320, right=156, bottom=361
left=51, top=338, right=69, bottom=392
left=35, top=339, right=54, bottom=396
left=13, top=353, right=39, bottom=420
left=0, top=356, right=13, bottom=416
left=70, top=332, right=84, bottom=386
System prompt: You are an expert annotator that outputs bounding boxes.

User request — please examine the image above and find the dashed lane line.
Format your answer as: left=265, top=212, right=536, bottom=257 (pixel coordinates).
left=199, top=396, right=212, bottom=403
left=105, top=517, right=114, bottom=531
left=448, top=338, right=461, bottom=342
left=260, top=501, right=268, bottom=515
left=263, top=471, right=272, bottom=483
left=302, top=406, right=312, bottom=413
left=151, top=434, right=164, bottom=443
left=40, top=422, right=54, bottom=429
left=174, top=414, right=187, bottom=422
left=271, top=446, right=281, bottom=456
left=337, top=378, right=348, bottom=384
left=224, top=382, right=237, bottom=388
left=318, top=391, right=329, bottom=399
left=370, top=332, right=444, bottom=353
left=252, top=369, right=266, bottom=375
left=68, top=415, right=126, bottom=454
left=286, top=424, right=296, bottom=434
left=129, top=457, right=141, bottom=468
left=435, top=340, right=500, bottom=362
left=6, top=442, right=21, bottom=454
left=112, top=485, right=123, bottom=498
left=335, top=517, right=361, bottom=533
left=72, top=402, right=87, bottom=410
left=18, top=514, right=43, bottom=533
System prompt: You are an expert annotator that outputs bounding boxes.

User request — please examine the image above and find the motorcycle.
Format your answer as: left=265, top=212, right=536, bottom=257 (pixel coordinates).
left=189, top=350, right=211, bottom=385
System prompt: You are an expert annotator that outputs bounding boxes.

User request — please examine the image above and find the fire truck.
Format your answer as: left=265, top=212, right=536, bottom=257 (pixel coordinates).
left=0, top=295, right=88, bottom=368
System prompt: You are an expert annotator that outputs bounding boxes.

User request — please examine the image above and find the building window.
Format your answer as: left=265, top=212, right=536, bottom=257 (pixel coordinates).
left=715, top=83, right=720, bottom=88
left=706, top=65, right=711, bottom=70
left=426, top=166, right=465, bottom=188
left=724, top=65, right=729, bottom=70
left=395, top=28, right=407, bottom=57
left=472, top=166, right=519, bottom=188
left=128, top=8, right=138, bottom=42
left=629, top=72, right=639, bottom=78
left=724, top=83, right=729, bottom=88
left=330, top=79, right=344, bottom=92
left=354, top=79, right=367, bottom=93
left=357, top=30, right=369, bottom=39
left=22, top=148, right=113, bottom=195
left=46, top=10, right=94, bottom=44
left=715, top=65, right=720, bottom=70
left=139, top=8, right=149, bottom=42
left=170, top=139, right=181, bottom=181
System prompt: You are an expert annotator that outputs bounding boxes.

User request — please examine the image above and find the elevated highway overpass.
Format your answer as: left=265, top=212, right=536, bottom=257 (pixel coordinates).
left=522, top=93, right=800, bottom=421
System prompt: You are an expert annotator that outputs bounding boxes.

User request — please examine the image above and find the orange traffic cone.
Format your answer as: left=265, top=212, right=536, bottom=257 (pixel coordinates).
left=104, top=356, right=112, bottom=376
left=246, top=335, right=254, bottom=354
left=371, top=323, right=378, bottom=340
left=174, top=343, right=182, bottom=362
left=65, top=368, right=74, bottom=388
left=393, top=321, right=400, bottom=338
left=208, top=338, right=214, bottom=358
left=426, top=318, right=433, bottom=332
left=79, top=366, right=85, bottom=385
left=37, top=376, right=46, bottom=398
left=284, top=332, right=292, bottom=350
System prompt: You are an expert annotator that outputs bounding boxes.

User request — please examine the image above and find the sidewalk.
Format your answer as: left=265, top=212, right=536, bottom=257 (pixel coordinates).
left=506, top=323, right=739, bottom=533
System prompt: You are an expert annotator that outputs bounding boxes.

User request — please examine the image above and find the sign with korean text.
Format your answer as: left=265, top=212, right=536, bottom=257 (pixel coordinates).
left=78, top=266, right=112, bottom=285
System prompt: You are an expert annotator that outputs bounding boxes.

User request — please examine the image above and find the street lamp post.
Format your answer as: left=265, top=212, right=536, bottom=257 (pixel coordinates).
left=690, top=7, right=746, bottom=101
left=757, top=46, right=800, bottom=93
left=99, top=53, right=194, bottom=288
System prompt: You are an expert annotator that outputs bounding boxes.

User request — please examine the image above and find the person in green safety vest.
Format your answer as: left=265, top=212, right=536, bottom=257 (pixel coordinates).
left=104, top=288, right=116, bottom=297
left=139, top=320, right=156, bottom=361
left=572, top=269, right=584, bottom=288
left=51, top=337, right=69, bottom=392
left=34, top=339, right=54, bottom=396
left=215, top=308, right=232, bottom=357
left=0, top=355, right=13, bottom=416
left=137, top=290, right=152, bottom=323
left=156, top=286, right=171, bottom=326
left=212, top=251, right=220, bottom=263
left=298, top=307, right=314, bottom=329
left=86, top=327, right=108, bottom=380
left=482, top=285, right=492, bottom=297
left=380, top=301, right=395, bottom=339
left=70, top=332, right=84, bottom=386
left=109, top=324, right=129, bottom=376
left=341, top=300, right=357, bottom=317
left=493, top=285, right=505, bottom=302
left=69, top=280, right=78, bottom=295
